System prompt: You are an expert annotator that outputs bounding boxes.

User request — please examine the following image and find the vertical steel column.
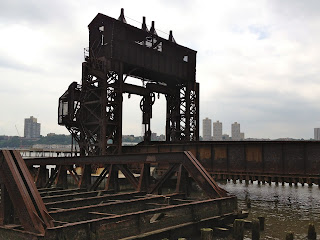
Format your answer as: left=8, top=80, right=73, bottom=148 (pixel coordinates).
left=166, top=86, right=180, bottom=141
left=67, top=59, right=123, bottom=156
left=100, top=67, right=107, bottom=155
left=57, top=166, right=68, bottom=189
left=36, top=165, right=47, bottom=188
left=166, top=82, right=199, bottom=142
left=179, top=84, right=187, bottom=140
left=194, top=83, right=200, bottom=141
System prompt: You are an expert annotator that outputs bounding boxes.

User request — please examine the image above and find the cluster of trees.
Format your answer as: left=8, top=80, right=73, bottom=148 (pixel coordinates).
left=0, top=134, right=72, bottom=148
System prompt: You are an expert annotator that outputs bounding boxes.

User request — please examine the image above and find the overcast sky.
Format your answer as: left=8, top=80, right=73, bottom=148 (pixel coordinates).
left=1, top=0, right=320, bottom=139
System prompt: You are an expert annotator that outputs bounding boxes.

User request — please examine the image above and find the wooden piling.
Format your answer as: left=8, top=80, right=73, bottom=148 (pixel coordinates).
left=233, top=219, right=244, bottom=240
left=201, top=228, right=213, bottom=240
left=246, top=198, right=251, bottom=209
left=258, top=216, right=265, bottom=231
left=306, top=178, right=312, bottom=187
left=307, top=223, right=316, bottom=240
left=251, top=219, right=260, bottom=240
left=286, top=232, right=294, bottom=240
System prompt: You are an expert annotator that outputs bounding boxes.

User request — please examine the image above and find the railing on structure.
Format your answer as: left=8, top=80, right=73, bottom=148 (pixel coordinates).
left=19, top=148, right=79, bottom=158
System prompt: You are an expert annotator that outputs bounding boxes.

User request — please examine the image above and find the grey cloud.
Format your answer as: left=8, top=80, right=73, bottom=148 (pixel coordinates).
left=0, top=0, right=73, bottom=26
left=0, top=55, right=43, bottom=73
left=268, top=0, right=320, bottom=20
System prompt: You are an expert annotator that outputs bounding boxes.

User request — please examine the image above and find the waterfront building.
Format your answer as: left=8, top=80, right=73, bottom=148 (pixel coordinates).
left=202, top=117, right=212, bottom=141
left=158, top=134, right=165, bottom=141
left=231, top=122, right=241, bottom=140
left=24, top=116, right=41, bottom=139
left=213, top=121, right=222, bottom=140
left=151, top=132, right=157, bottom=141
left=314, top=128, right=320, bottom=140
left=222, top=134, right=230, bottom=140
left=240, top=132, right=245, bottom=140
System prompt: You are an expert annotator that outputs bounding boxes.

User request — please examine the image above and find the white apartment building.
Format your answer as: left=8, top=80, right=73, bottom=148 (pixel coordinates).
left=231, top=122, right=241, bottom=140
left=213, top=121, right=222, bottom=140
left=202, top=117, right=212, bottom=141
left=314, top=128, right=320, bottom=140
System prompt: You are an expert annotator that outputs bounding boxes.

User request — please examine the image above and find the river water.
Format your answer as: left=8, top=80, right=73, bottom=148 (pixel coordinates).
left=218, top=181, right=320, bottom=239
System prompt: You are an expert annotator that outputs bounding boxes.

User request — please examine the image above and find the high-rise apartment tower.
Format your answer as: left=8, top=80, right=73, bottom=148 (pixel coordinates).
left=202, top=118, right=212, bottom=141
left=231, top=122, right=241, bottom=140
left=213, top=121, right=222, bottom=140
left=24, top=116, right=41, bottom=139
left=314, top=128, right=320, bottom=140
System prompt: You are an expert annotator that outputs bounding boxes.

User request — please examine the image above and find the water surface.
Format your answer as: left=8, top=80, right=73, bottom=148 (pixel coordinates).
left=219, top=181, right=320, bottom=239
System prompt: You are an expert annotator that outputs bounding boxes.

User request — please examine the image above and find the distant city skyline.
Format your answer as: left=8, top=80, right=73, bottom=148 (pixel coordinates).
left=202, top=118, right=245, bottom=140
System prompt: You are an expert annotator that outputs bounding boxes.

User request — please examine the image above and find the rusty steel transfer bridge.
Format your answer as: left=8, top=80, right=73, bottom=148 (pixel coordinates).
left=0, top=8, right=319, bottom=240
left=0, top=9, right=239, bottom=239
left=58, top=8, right=199, bottom=156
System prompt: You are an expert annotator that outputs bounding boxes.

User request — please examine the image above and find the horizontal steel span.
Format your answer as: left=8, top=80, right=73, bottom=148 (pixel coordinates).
left=25, top=151, right=227, bottom=198
left=121, top=141, right=320, bottom=185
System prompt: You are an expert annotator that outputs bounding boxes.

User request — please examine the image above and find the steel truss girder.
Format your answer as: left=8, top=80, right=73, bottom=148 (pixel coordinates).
left=166, top=82, right=199, bottom=141
left=67, top=59, right=123, bottom=156
left=26, top=151, right=226, bottom=199
left=60, top=61, right=199, bottom=154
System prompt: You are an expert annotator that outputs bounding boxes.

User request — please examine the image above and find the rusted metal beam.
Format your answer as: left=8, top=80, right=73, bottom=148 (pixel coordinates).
left=45, top=196, right=237, bottom=240
left=116, top=164, right=139, bottom=190
left=90, top=166, right=109, bottom=191
left=42, top=189, right=112, bottom=203
left=0, top=150, right=53, bottom=234
left=123, top=83, right=150, bottom=96
left=150, top=164, right=179, bottom=194
left=138, top=163, right=150, bottom=192
left=49, top=193, right=184, bottom=222
left=183, top=151, right=227, bottom=198
left=40, top=188, right=87, bottom=197
left=45, top=191, right=146, bottom=210
left=25, top=152, right=187, bottom=165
